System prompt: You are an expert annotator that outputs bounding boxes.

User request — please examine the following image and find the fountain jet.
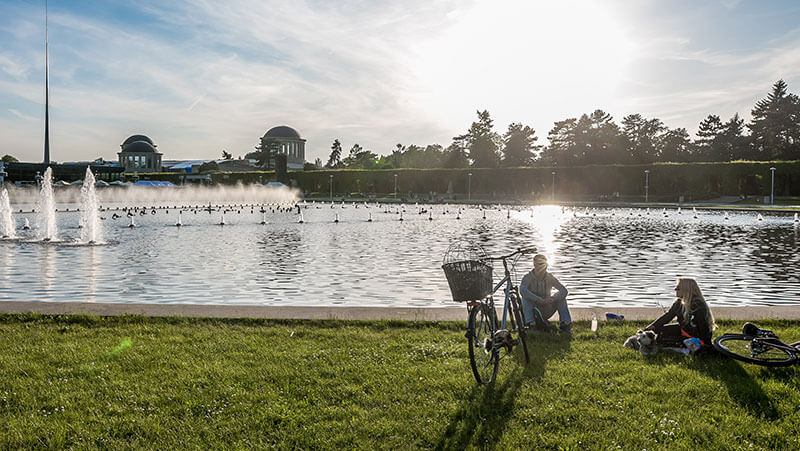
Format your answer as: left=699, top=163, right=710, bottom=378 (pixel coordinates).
left=0, top=188, right=15, bottom=238
left=35, top=167, right=58, bottom=241
left=79, top=167, right=103, bottom=244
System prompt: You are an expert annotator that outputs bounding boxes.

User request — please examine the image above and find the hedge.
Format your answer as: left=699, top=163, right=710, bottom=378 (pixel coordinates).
left=132, top=161, right=800, bottom=201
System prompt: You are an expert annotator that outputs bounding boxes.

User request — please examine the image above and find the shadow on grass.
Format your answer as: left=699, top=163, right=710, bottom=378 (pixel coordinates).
left=434, top=333, right=571, bottom=449
left=686, top=355, right=781, bottom=420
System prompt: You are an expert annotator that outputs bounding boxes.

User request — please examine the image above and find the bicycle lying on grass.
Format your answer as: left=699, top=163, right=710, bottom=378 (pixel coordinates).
left=714, top=322, right=800, bottom=367
left=442, top=241, right=536, bottom=384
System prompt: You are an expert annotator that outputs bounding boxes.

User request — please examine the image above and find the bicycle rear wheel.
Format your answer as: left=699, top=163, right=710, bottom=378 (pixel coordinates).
left=509, top=293, right=530, bottom=364
left=467, top=303, right=499, bottom=384
left=714, top=334, right=798, bottom=367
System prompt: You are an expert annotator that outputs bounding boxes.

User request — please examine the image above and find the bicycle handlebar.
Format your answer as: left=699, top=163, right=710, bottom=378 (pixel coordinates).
left=486, top=246, right=538, bottom=262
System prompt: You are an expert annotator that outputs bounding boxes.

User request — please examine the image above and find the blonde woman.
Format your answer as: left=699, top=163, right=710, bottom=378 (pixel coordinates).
left=646, top=277, right=716, bottom=349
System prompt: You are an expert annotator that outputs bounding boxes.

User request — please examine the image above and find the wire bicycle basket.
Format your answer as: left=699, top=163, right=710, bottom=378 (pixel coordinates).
left=442, top=240, right=493, bottom=302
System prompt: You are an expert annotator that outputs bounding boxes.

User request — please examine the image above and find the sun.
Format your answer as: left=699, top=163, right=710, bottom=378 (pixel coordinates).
left=411, top=0, right=634, bottom=130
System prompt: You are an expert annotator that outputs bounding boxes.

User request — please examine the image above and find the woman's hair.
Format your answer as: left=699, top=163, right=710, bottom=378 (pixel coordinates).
left=676, top=277, right=716, bottom=331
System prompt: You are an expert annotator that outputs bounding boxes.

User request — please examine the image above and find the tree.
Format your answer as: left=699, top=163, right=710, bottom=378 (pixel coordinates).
left=749, top=79, right=800, bottom=160
left=541, top=118, right=579, bottom=166
left=658, top=128, right=691, bottom=162
left=247, top=137, right=281, bottom=169
left=1, top=155, right=19, bottom=163
left=622, top=114, right=665, bottom=163
left=456, top=110, right=501, bottom=168
left=391, top=144, right=405, bottom=168
left=694, top=115, right=724, bottom=161
left=501, top=123, right=540, bottom=166
left=341, top=144, right=378, bottom=169
left=442, top=138, right=469, bottom=168
left=221, top=150, right=232, bottom=160
left=720, top=113, right=748, bottom=161
left=326, top=139, right=342, bottom=168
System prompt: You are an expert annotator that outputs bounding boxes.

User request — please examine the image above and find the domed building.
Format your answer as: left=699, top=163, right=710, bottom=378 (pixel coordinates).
left=258, top=126, right=306, bottom=170
left=118, top=134, right=163, bottom=172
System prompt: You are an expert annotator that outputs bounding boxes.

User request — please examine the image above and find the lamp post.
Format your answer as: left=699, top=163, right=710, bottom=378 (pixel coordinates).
left=644, top=169, right=650, bottom=203
left=551, top=171, right=556, bottom=202
left=394, top=173, right=398, bottom=199
left=329, top=174, right=333, bottom=200
left=770, top=167, right=776, bottom=205
left=468, top=172, right=472, bottom=201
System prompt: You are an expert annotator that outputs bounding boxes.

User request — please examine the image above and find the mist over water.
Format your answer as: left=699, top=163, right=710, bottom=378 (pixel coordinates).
left=3, top=183, right=300, bottom=206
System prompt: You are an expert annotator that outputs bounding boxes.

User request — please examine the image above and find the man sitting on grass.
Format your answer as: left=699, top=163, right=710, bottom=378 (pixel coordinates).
left=520, top=254, right=571, bottom=333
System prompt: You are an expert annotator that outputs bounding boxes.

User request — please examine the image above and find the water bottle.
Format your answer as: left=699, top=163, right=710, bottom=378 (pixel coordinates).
left=605, top=312, right=624, bottom=321
left=591, top=314, right=598, bottom=332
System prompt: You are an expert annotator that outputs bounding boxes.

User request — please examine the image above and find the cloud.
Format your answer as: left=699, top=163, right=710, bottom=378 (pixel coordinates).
left=2, top=0, right=800, bottom=163
left=0, top=53, right=29, bottom=80
left=8, top=108, right=37, bottom=121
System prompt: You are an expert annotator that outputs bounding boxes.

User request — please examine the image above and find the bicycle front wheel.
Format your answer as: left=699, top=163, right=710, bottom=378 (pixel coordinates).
left=467, top=303, right=499, bottom=384
left=509, top=293, right=530, bottom=364
left=714, top=334, right=798, bottom=367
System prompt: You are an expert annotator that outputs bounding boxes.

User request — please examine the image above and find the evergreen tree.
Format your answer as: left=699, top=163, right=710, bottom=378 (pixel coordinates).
left=578, top=110, right=625, bottom=164
left=457, top=110, right=501, bottom=167
left=326, top=139, right=343, bottom=168
left=720, top=113, right=748, bottom=161
left=442, top=138, right=469, bottom=168
left=749, top=79, right=800, bottom=160
left=658, top=128, right=691, bottom=162
left=622, top=114, right=665, bottom=163
left=501, top=123, right=540, bottom=166
left=542, top=118, right=579, bottom=166
left=694, top=115, right=724, bottom=161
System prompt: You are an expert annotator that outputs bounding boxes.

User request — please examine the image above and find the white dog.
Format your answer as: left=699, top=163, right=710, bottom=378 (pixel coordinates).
left=624, top=329, right=658, bottom=355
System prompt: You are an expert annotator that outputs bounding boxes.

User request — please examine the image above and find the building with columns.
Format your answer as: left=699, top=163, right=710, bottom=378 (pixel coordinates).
left=259, top=126, right=306, bottom=170
left=118, top=134, right=163, bottom=172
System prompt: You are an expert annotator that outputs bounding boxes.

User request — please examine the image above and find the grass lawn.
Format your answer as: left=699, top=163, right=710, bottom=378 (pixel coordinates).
left=1, top=314, right=799, bottom=449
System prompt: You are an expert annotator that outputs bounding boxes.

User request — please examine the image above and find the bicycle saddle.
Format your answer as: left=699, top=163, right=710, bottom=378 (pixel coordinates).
left=742, top=322, right=760, bottom=336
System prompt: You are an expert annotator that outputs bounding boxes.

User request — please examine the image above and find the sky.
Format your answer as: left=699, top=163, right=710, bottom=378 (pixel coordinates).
left=2, top=0, right=800, bottom=164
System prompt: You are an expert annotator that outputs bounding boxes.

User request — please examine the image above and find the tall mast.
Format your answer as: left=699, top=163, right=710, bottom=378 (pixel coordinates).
left=44, top=0, right=50, bottom=164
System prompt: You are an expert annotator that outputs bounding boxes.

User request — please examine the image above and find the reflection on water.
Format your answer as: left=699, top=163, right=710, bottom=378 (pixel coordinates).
left=0, top=205, right=798, bottom=307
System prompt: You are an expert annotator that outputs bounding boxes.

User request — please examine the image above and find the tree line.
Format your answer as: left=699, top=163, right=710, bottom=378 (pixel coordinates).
left=321, top=79, right=800, bottom=170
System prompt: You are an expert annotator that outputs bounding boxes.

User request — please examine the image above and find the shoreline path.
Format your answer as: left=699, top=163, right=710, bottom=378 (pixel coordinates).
left=2, top=301, right=800, bottom=321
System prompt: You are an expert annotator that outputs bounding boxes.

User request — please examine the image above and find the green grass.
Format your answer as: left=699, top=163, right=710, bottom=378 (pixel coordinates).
left=1, top=315, right=799, bottom=449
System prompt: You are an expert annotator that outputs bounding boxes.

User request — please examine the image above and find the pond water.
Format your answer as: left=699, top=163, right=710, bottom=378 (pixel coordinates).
left=1, top=202, right=799, bottom=308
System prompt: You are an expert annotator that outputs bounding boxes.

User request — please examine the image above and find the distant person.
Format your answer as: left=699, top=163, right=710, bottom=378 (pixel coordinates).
left=520, top=254, right=571, bottom=333
left=645, top=277, right=715, bottom=351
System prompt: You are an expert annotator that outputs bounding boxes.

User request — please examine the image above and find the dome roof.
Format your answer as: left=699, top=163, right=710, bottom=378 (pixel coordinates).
left=120, top=140, right=157, bottom=153
left=122, top=134, right=155, bottom=148
left=263, top=126, right=301, bottom=139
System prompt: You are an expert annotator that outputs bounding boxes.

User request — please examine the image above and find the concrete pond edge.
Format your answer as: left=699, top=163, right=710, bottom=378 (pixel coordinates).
left=2, top=301, right=800, bottom=322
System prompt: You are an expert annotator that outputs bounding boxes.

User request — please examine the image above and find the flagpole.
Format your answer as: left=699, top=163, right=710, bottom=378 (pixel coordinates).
left=44, top=0, right=50, bottom=164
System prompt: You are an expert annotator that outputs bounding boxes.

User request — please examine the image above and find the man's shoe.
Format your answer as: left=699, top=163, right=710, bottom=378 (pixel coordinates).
left=559, top=322, right=572, bottom=334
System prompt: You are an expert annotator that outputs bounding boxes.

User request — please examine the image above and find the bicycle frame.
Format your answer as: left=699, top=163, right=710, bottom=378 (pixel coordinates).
left=485, top=247, right=536, bottom=330
left=488, top=259, right=516, bottom=332
left=750, top=336, right=800, bottom=356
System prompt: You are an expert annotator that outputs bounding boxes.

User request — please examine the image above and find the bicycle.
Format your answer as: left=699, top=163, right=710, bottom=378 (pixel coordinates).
left=713, top=322, right=800, bottom=367
left=442, top=241, right=536, bottom=384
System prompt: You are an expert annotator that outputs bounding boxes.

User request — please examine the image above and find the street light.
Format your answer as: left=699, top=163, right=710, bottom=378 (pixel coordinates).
left=329, top=174, right=333, bottom=200
left=468, top=172, right=472, bottom=201
left=551, top=171, right=556, bottom=202
left=644, top=169, right=650, bottom=203
left=770, top=167, right=776, bottom=205
left=394, top=173, right=398, bottom=199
